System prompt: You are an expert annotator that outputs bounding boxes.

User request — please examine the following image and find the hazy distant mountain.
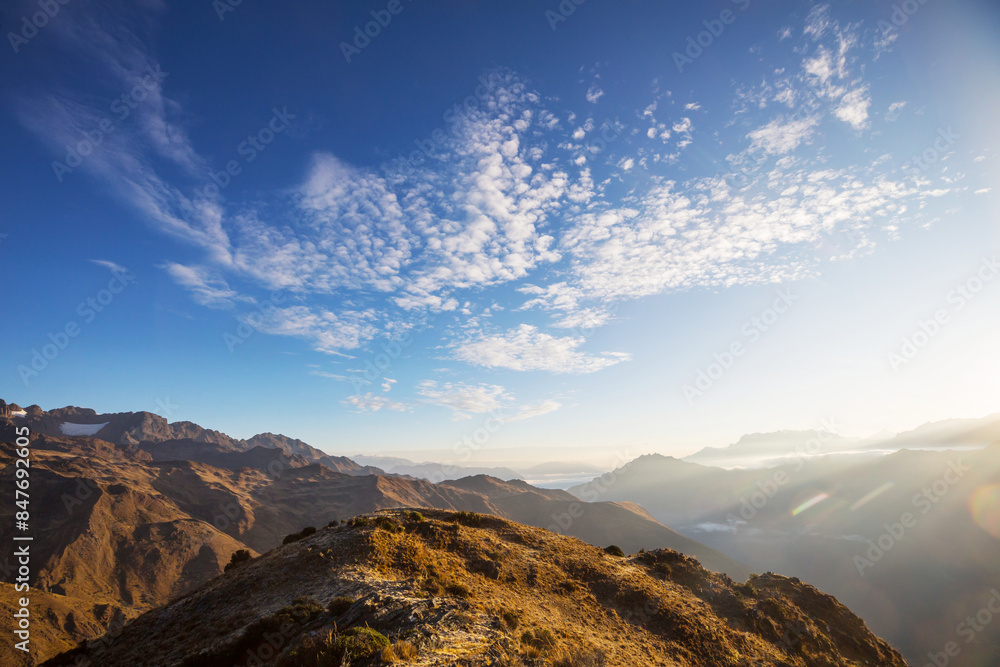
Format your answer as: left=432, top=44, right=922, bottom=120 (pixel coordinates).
left=351, top=453, right=523, bottom=482
left=865, top=413, right=1000, bottom=451
left=350, top=454, right=417, bottom=468
left=350, top=455, right=602, bottom=482
left=522, top=461, right=603, bottom=475
left=572, top=443, right=1000, bottom=664
left=683, top=416, right=1000, bottom=470
left=683, top=429, right=860, bottom=468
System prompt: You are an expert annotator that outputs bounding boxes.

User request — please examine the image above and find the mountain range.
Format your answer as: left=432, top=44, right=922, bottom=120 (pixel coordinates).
left=0, top=401, right=742, bottom=665
left=5, top=398, right=991, bottom=665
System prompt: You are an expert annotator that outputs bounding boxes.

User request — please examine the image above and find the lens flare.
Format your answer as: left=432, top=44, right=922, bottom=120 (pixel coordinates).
left=792, top=493, right=829, bottom=517
left=968, top=485, right=1000, bottom=538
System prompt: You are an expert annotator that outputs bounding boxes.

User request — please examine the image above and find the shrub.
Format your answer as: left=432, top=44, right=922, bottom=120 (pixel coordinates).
left=327, top=519, right=338, bottom=527
left=500, top=609, right=521, bottom=631
left=521, top=627, right=557, bottom=651
left=445, top=582, right=471, bottom=598
left=327, top=595, right=355, bottom=616
left=279, top=626, right=389, bottom=666
left=282, top=526, right=318, bottom=545
left=558, top=580, right=581, bottom=594
left=335, top=627, right=390, bottom=659
left=604, top=545, right=625, bottom=557
left=424, top=577, right=444, bottom=596
left=374, top=516, right=402, bottom=533
left=452, top=511, right=483, bottom=526
left=408, top=511, right=425, bottom=522
left=224, top=549, right=252, bottom=572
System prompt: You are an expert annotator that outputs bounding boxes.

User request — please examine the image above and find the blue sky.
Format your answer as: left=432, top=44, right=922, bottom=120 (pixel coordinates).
left=2, top=0, right=999, bottom=465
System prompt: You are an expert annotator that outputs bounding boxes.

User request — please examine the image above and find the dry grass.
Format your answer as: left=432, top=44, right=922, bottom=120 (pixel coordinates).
left=381, top=639, right=419, bottom=662
left=45, top=508, right=910, bottom=667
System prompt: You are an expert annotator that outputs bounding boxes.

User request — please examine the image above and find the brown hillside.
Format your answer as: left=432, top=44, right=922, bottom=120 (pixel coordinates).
left=0, top=584, right=115, bottom=667
left=43, top=509, right=907, bottom=667
left=0, top=430, right=745, bottom=665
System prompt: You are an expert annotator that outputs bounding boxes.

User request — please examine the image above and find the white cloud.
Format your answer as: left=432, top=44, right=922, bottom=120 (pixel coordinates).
left=90, top=259, right=131, bottom=275
left=310, top=370, right=348, bottom=381
left=975, top=188, right=992, bottom=195
left=453, top=325, right=630, bottom=374
left=553, top=308, right=614, bottom=330
left=509, top=399, right=562, bottom=422
left=342, top=393, right=409, bottom=413
left=835, top=88, right=871, bottom=129
left=250, top=305, right=378, bottom=355
left=536, top=164, right=939, bottom=312
left=230, top=77, right=570, bottom=309
left=747, top=117, right=820, bottom=155
left=17, top=5, right=964, bottom=373
left=417, top=381, right=509, bottom=418
left=162, top=263, right=247, bottom=309
left=804, top=49, right=835, bottom=83
left=886, top=101, right=907, bottom=121
left=804, top=4, right=832, bottom=40
left=685, top=103, right=701, bottom=111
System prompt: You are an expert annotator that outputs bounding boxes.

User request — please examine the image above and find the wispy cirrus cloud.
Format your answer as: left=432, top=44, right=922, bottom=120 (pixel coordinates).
left=162, top=262, right=246, bottom=309
left=13, top=0, right=230, bottom=266
left=90, top=259, right=131, bottom=275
